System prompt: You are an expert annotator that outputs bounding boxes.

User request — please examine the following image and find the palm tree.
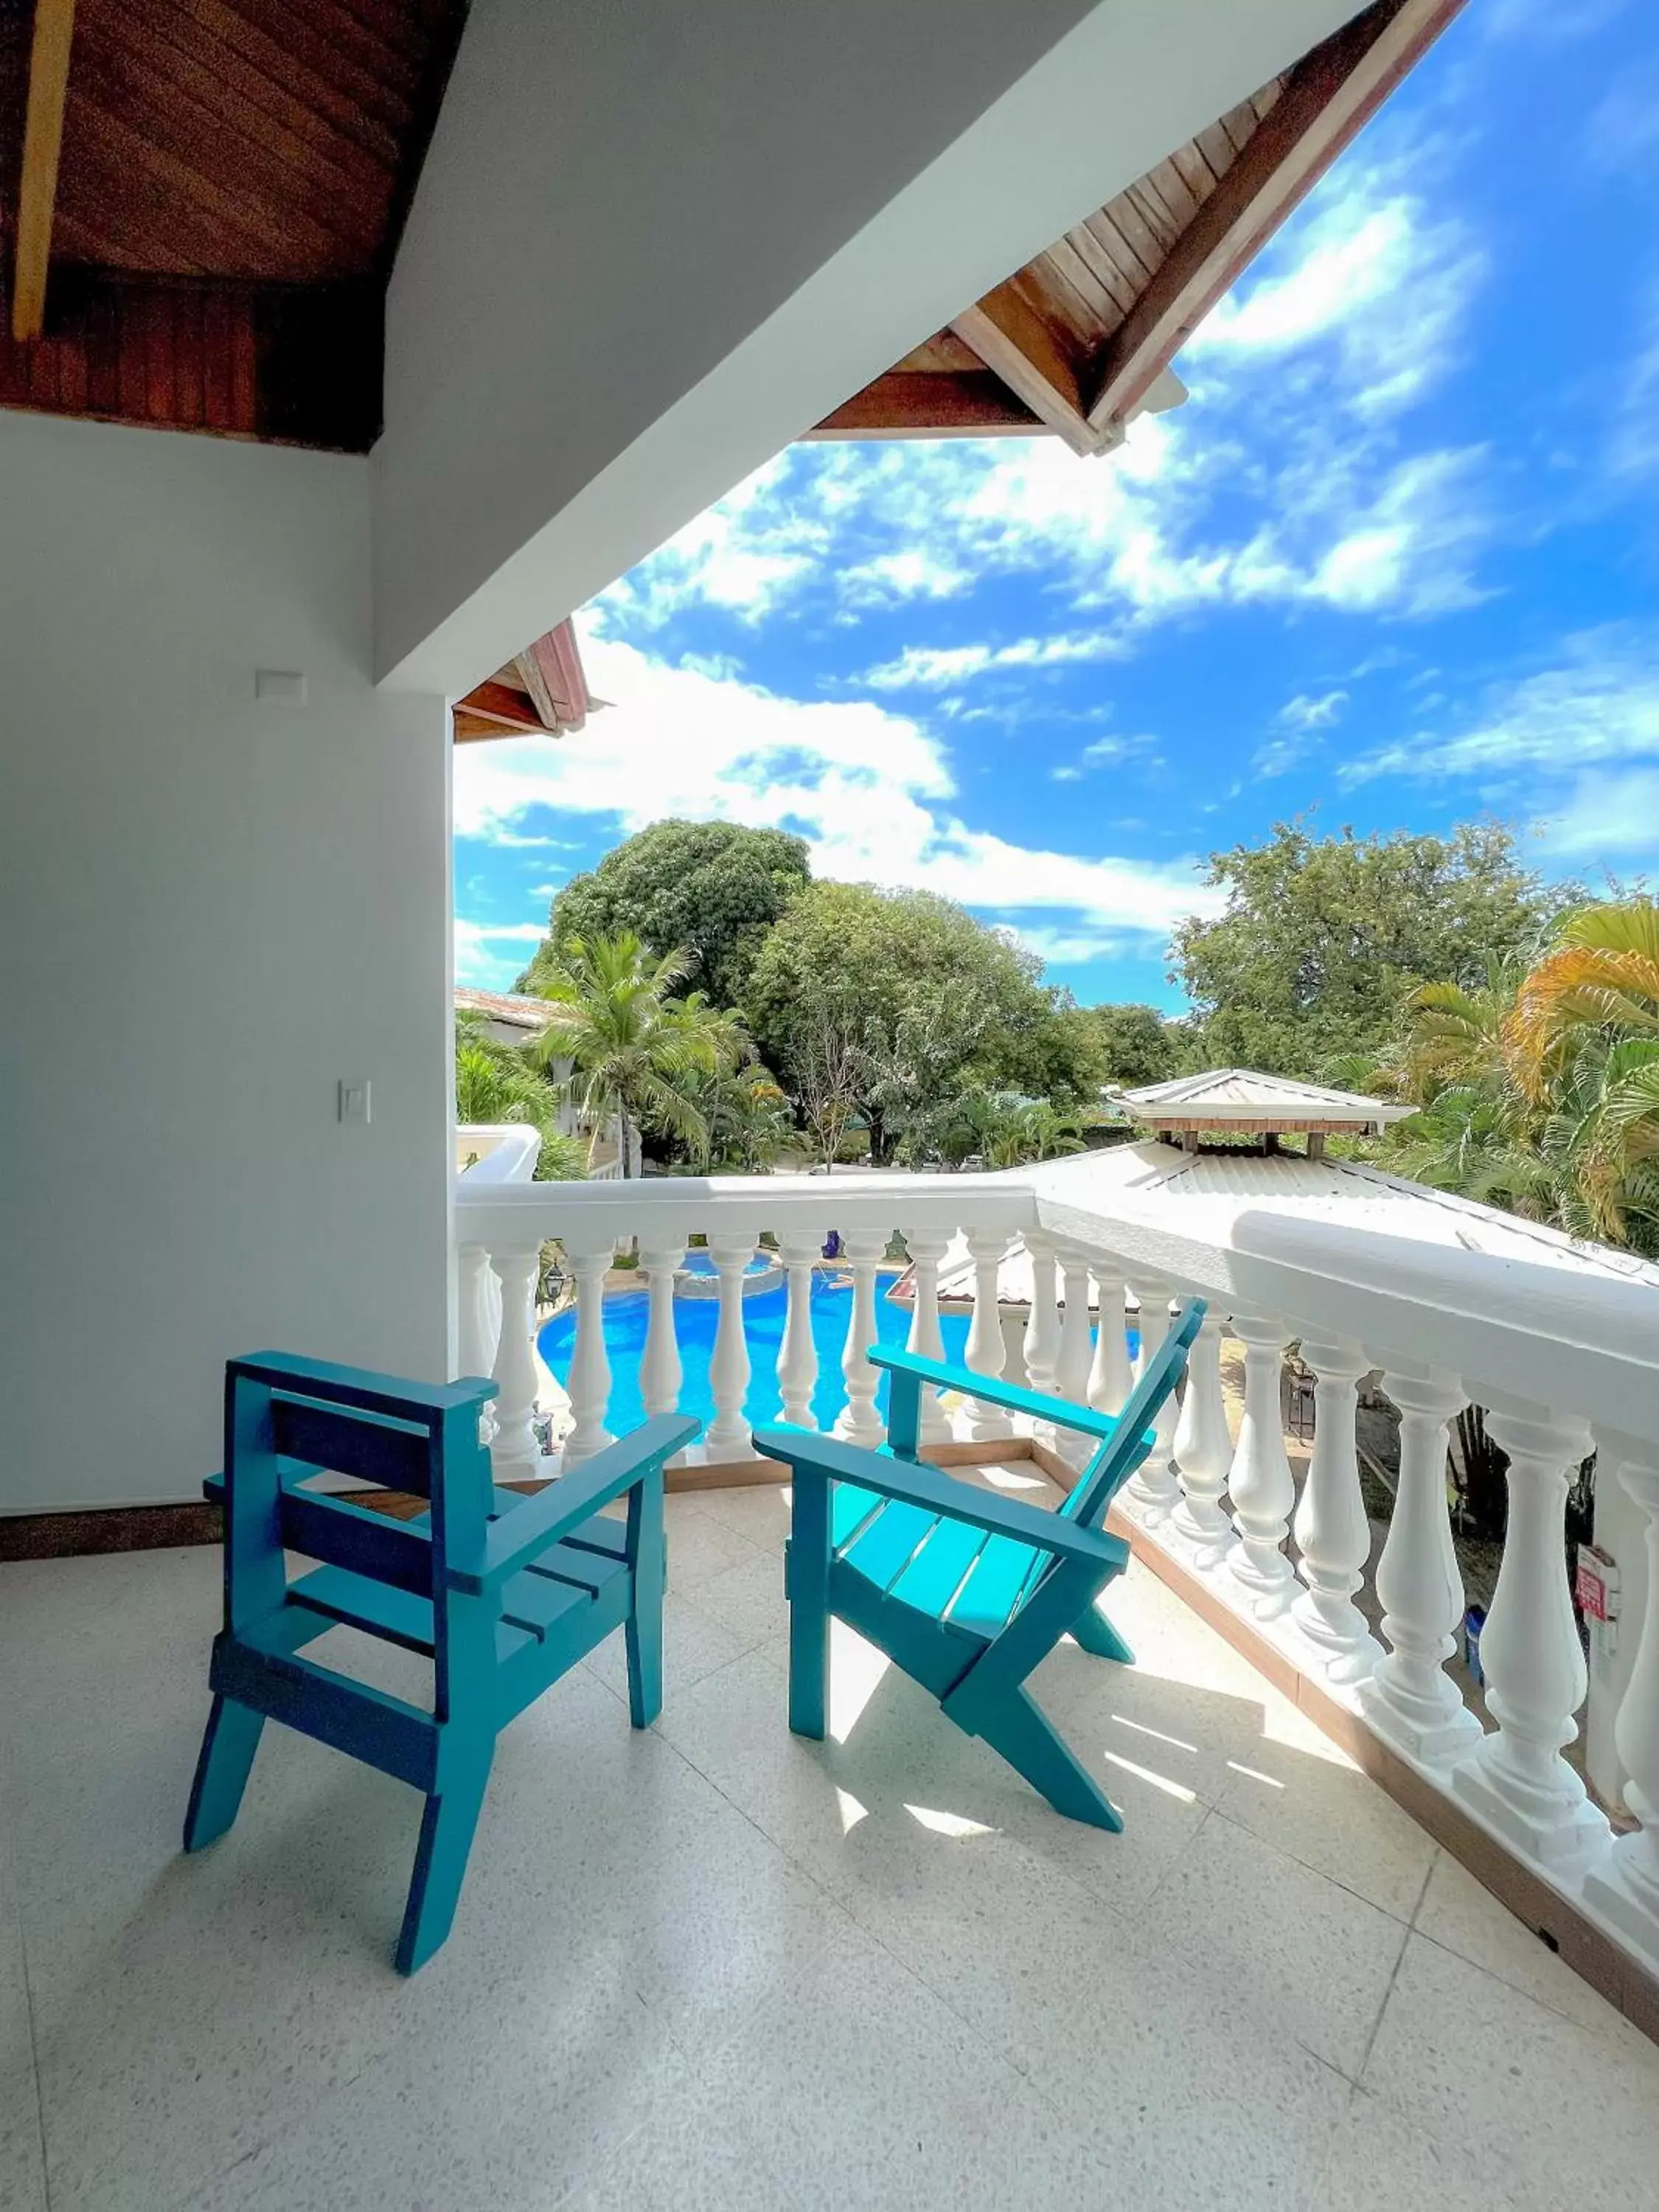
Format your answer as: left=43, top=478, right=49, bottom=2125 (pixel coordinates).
left=453, top=1018, right=585, bottom=1180
left=529, top=933, right=732, bottom=1177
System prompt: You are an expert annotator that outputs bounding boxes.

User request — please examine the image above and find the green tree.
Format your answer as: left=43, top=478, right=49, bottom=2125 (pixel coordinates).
left=521, top=820, right=811, bottom=1009
left=1087, top=1001, right=1191, bottom=1088
left=529, top=933, right=737, bottom=1177
left=453, top=1018, right=585, bottom=1181
left=745, top=883, right=1049, bottom=1163
left=1171, top=820, right=1570, bottom=1074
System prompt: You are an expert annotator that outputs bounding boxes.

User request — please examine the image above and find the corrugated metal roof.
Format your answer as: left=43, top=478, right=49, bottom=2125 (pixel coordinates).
left=454, top=988, right=554, bottom=1031
left=1116, top=1068, right=1411, bottom=1125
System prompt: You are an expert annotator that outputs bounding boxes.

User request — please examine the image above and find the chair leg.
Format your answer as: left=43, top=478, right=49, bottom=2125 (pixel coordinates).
left=183, top=1694, right=266, bottom=1851
left=625, top=1579, right=664, bottom=1730
left=395, top=1755, right=493, bottom=1975
left=976, top=1686, right=1124, bottom=1833
left=787, top=1551, right=830, bottom=1742
left=1070, top=1599, right=1134, bottom=1665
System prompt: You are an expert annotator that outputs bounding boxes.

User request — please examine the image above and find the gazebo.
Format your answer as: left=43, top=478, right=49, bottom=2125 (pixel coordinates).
left=1110, top=1068, right=1415, bottom=1156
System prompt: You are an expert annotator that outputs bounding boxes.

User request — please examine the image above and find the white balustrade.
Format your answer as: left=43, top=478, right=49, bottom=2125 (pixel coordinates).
left=451, top=1156, right=1659, bottom=1997
left=639, top=1237, right=687, bottom=1461
left=1453, top=1400, right=1607, bottom=1870
left=558, top=1235, right=615, bottom=1470
left=964, top=1229, right=1014, bottom=1440
left=1021, top=1231, right=1062, bottom=1399
left=1584, top=1437, right=1659, bottom=1962
left=776, top=1236, right=821, bottom=1428
left=1054, top=1245, right=1095, bottom=1467
left=837, top=1230, right=888, bottom=1446
left=903, top=1228, right=953, bottom=1444
left=1170, top=1307, right=1233, bottom=1560
left=456, top=1242, right=498, bottom=1449
left=1291, top=1336, right=1382, bottom=1682
left=1358, top=1364, right=1481, bottom=1761
left=706, top=1233, right=758, bottom=1460
left=1087, top=1265, right=1133, bottom=1416
left=1225, top=1315, right=1298, bottom=1616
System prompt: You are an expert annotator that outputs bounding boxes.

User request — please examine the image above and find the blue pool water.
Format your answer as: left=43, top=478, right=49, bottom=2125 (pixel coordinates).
left=538, top=1269, right=972, bottom=1434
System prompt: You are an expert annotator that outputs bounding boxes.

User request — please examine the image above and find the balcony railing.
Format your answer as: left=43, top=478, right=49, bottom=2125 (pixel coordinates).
left=453, top=1150, right=1659, bottom=1997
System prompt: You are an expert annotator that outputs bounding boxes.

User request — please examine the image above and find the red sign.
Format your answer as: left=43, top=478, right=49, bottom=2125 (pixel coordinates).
left=1576, top=1556, right=1609, bottom=1621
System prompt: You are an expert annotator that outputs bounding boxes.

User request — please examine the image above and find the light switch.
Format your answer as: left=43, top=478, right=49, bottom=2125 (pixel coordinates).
left=255, top=669, right=308, bottom=706
left=338, top=1078, right=372, bottom=1126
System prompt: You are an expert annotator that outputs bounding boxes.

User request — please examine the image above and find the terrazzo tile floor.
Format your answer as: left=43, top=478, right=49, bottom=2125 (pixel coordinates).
left=1, top=1467, right=1656, bottom=2211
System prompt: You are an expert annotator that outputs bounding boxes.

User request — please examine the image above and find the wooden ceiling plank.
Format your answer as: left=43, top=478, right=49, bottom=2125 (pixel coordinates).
left=1124, top=178, right=1183, bottom=256
left=1062, top=221, right=1138, bottom=319
left=1086, top=0, right=1467, bottom=439
left=13, top=0, right=77, bottom=342
left=1169, top=142, right=1220, bottom=209
left=1086, top=198, right=1161, bottom=284
left=68, top=34, right=376, bottom=275
left=804, top=369, right=1044, bottom=439
left=114, top=2, right=390, bottom=203
left=453, top=678, right=543, bottom=734
left=1192, top=119, right=1241, bottom=183
left=1040, top=234, right=1121, bottom=330
left=167, top=0, right=406, bottom=168
left=1217, top=95, right=1263, bottom=156
left=951, top=291, right=1096, bottom=454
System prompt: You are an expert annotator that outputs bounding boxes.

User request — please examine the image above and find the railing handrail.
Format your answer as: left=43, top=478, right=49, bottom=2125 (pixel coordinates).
left=453, top=1167, right=1040, bottom=1250
left=454, top=1123, right=541, bottom=1184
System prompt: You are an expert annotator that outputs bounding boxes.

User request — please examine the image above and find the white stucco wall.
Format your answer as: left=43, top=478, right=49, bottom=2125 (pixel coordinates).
left=0, top=415, right=451, bottom=1512
left=375, top=0, right=1355, bottom=692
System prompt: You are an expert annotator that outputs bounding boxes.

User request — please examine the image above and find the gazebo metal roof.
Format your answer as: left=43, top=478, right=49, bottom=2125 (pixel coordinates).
left=1114, top=1068, right=1415, bottom=1136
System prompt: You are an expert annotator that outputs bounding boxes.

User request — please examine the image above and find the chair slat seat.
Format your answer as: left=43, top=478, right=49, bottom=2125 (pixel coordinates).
left=945, top=1532, right=1044, bottom=1638
left=840, top=1498, right=939, bottom=1593
left=830, top=1482, right=883, bottom=1548
left=886, top=1515, right=988, bottom=1621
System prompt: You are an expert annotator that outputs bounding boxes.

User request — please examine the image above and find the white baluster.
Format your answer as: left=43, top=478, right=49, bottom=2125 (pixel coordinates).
left=964, top=1228, right=1013, bottom=1440
left=1170, top=1307, right=1232, bottom=1562
left=836, top=1229, right=888, bottom=1445
left=1122, top=1278, right=1180, bottom=1516
left=1087, top=1265, right=1133, bottom=1416
left=486, top=1242, right=542, bottom=1478
left=456, top=1242, right=498, bottom=1448
left=1051, top=1246, right=1095, bottom=1467
left=1291, top=1336, right=1383, bottom=1683
left=1453, top=1399, right=1607, bottom=1869
left=1585, top=1437, right=1659, bottom=1962
left=1225, top=1315, right=1298, bottom=1617
left=639, top=1236, right=687, bottom=1461
left=903, top=1228, right=952, bottom=1444
left=558, top=1236, right=615, bottom=1470
left=705, top=1232, right=757, bottom=1460
left=1021, top=1230, right=1062, bottom=1404
left=1358, top=1363, right=1481, bottom=1761
left=776, top=1235, right=822, bottom=1428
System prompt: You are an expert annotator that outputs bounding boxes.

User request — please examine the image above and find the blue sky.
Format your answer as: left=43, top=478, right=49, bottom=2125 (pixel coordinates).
left=455, top=0, right=1659, bottom=1015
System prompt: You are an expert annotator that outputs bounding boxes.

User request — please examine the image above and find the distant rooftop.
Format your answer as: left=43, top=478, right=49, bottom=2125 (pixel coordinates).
left=1116, top=1068, right=1413, bottom=1135
left=455, top=988, right=554, bottom=1032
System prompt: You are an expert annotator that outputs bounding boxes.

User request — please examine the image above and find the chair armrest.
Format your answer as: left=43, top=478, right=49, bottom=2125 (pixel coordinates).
left=753, top=1425, right=1127, bottom=1572
left=447, top=1414, right=700, bottom=1594
left=867, top=1344, right=1140, bottom=1446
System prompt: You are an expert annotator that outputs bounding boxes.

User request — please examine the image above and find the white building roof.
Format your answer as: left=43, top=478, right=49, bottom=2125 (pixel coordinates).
left=914, top=1138, right=1659, bottom=1310
left=1116, top=1068, right=1413, bottom=1129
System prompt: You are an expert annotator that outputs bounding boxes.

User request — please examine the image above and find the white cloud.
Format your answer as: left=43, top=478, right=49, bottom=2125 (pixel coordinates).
left=1538, top=768, right=1659, bottom=861
left=1346, top=628, right=1659, bottom=782
left=840, top=548, right=970, bottom=605
left=859, top=627, right=1128, bottom=688
left=1010, top=924, right=1134, bottom=966
left=453, top=638, right=1219, bottom=950
left=1279, top=689, right=1349, bottom=731
left=453, top=918, right=550, bottom=991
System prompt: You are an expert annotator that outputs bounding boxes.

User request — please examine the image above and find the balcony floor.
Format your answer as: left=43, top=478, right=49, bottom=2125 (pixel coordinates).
left=2, top=1472, right=1658, bottom=2211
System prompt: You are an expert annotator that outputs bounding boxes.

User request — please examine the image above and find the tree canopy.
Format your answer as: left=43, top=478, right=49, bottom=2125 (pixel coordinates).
left=1170, top=820, right=1571, bottom=1075
left=1084, top=1001, right=1192, bottom=1089
left=521, top=820, right=811, bottom=1010
left=744, top=882, right=1059, bottom=1162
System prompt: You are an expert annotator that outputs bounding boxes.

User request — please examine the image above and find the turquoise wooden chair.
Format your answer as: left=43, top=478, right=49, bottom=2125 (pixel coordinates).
left=755, top=1298, right=1203, bottom=1832
left=184, top=1351, right=698, bottom=1972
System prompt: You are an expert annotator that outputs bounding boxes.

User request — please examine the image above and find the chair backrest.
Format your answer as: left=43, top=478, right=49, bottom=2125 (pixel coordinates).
left=1054, top=1296, right=1206, bottom=1531
left=220, top=1352, right=498, bottom=1709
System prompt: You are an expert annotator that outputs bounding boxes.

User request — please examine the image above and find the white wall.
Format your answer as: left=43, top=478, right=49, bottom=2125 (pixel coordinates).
left=0, top=415, right=452, bottom=1512
left=375, top=0, right=1354, bottom=692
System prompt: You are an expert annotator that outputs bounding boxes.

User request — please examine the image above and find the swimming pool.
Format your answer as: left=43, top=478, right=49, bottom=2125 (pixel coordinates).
left=538, top=1268, right=972, bottom=1434
left=538, top=1269, right=1144, bottom=1435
